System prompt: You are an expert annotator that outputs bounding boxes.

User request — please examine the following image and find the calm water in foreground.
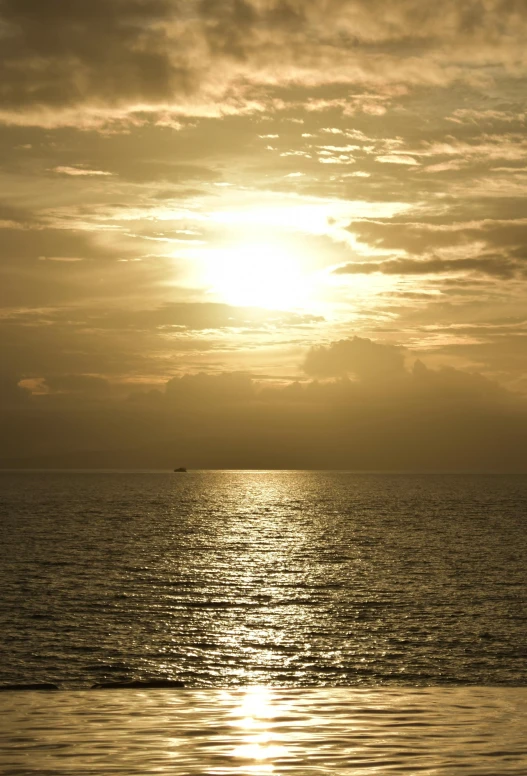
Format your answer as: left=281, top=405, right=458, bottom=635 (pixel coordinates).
left=0, top=686, right=526, bottom=774
left=1, top=471, right=526, bottom=772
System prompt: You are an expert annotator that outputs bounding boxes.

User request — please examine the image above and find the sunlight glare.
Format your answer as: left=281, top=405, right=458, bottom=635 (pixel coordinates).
left=239, top=687, right=275, bottom=720
left=230, top=688, right=288, bottom=770
left=207, top=241, right=311, bottom=310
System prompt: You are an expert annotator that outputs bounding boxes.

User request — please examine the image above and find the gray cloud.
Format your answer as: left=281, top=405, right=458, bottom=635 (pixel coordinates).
left=346, top=217, right=527, bottom=256
left=334, top=256, right=521, bottom=279
left=303, top=337, right=406, bottom=379
left=0, top=302, right=324, bottom=380
left=0, top=247, right=163, bottom=308
left=165, top=370, right=255, bottom=404
left=77, top=302, right=324, bottom=332
left=2, top=342, right=525, bottom=471
left=0, top=0, right=182, bottom=111
left=1, top=0, right=527, bottom=124
left=107, top=161, right=219, bottom=184
left=43, top=374, right=112, bottom=396
left=0, top=200, right=38, bottom=226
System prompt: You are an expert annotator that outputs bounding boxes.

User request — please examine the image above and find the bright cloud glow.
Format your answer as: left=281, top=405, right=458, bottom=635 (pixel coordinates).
left=208, top=196, right=409, bottom=240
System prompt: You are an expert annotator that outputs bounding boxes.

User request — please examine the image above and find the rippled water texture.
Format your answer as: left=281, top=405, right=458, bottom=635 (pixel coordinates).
left=1, top=471, right=526, bottom=687
left=1, top=687, right=526, bottom=774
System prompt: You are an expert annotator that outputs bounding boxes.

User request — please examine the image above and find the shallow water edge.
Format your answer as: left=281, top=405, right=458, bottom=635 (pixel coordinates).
left=1, top=686, right=526, bottom=774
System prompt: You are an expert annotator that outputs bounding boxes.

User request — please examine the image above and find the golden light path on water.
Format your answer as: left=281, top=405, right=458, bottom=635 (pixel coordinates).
left=1, top=686, right=527, bottom=774
left=2, top=471, right=527, bottom=690
left=229, top=687, right=288, bottom=769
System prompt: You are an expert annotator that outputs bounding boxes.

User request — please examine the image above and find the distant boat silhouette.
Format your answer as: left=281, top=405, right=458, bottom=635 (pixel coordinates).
left=173, top=467, right=187, bottom=472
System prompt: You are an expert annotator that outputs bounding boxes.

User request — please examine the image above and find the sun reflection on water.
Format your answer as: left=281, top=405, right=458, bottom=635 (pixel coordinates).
left=229, top=687, right=289, bottom=773
left=1, top=687, right=527, bottom=774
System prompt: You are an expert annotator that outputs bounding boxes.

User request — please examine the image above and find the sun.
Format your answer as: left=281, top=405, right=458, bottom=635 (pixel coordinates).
left=206, top=240, right=310, bottom=310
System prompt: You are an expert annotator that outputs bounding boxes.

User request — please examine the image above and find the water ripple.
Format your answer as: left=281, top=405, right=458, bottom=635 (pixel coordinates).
left=0, top=471, right=526, bottom=688
left=0, top=687, right=526, bottom=774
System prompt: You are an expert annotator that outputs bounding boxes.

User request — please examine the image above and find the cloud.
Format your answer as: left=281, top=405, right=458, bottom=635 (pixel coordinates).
left=2, top=339, right=526, bottom=471
left=2, top=0, right=527, bottom=125
left=376, top=155, right=420, bottom=165
left=87, top=302, right=324, bottom=332
left=424, top=135, right=527, bottom=162
left=52, top=166, right=112, bottom=177
left=0, top=301, right=324, bottom=384
left=165, top=371, right=255, bottom=404
left=107, top=161, right=219, bottom=184
left=344, top=215, right=527, bottom=262
left=0, top=228, right=158, bottom=307
left=334, top=256, right=521, bottom=278
left=0, top=0, right=182, bottom=112
left=43, top=374, right=112, bottom=396
left=0, top=200, right=39, bottom=228
left=303, top=336, right=406, bottom=379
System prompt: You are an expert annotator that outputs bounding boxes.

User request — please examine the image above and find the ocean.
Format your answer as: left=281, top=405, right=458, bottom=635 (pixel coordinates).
left=1, top=470, right=526, bottom=773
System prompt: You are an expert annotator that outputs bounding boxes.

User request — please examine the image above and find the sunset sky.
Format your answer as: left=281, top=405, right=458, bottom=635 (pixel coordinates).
left=1, top=0, right=527, bottom=469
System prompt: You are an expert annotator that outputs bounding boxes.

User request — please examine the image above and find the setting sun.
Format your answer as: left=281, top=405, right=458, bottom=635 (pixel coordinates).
left=207, top=241, right=311, bottom=309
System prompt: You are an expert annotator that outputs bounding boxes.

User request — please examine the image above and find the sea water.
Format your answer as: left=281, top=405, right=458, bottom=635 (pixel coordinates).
left=1, top=686, right=526, bottom=774
left=1, top=471, right=526, bottom=772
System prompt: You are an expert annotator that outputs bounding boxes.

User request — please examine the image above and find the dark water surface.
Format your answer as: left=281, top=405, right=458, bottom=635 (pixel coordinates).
left=0, top=471, right=526, bottom=688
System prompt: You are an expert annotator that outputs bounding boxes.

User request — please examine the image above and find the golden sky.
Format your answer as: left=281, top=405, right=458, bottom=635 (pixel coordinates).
left=1, top=0, right=527, bottom=469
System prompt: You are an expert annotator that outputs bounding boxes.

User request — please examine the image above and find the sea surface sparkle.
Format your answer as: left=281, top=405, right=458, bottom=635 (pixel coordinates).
left=1, top=471, right=526, bottom=688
